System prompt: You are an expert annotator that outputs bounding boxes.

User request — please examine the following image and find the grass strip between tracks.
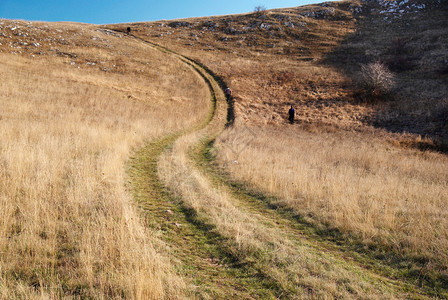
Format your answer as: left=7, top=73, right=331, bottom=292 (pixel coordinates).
left=192, top=137, right=445, bottom=298
left=126, top=38, right=281, bottom=298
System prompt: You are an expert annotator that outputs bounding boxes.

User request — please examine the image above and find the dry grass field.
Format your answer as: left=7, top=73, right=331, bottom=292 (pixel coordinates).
left=1, top=0, right=447, bottom=298
left=0, top=20, right=209, bottom=298
left=122, top=0, right=447, bottom=145
left=215, top=124, right=448, bottom=284
left=157, top=64, right=410, bottom=299
left=120, top=0, right=448, bottom=293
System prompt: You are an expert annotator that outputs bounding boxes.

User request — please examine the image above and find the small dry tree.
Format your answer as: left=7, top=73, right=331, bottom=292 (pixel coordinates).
left=254, top=5, right=267, bottom=16
left=358, top=61, right=396, bottom=101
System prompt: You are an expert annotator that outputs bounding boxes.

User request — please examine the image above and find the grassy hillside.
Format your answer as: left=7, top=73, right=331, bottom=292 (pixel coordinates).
left=113, top=0, right=447, bottom=148
left=110, top=0, right=448, bottom=294
left=0, top=20, right=209, bottom=298
left=0, top=0, right=447, bottom=297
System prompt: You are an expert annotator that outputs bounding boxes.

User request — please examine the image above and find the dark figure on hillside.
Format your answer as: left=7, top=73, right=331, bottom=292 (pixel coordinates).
left=127, top=27, right=131, bottom=35
left=225, top=87, right=232, bottom=101
left=288, top=105, right=295, bottom=124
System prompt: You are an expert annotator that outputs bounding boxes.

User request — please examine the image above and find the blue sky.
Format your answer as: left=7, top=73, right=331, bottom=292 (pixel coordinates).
left=0, top=0, right=324, bottom=24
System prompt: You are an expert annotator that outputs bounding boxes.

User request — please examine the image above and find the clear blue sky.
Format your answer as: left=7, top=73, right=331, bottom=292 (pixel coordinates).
left=0, top=0, right=325, bottom=24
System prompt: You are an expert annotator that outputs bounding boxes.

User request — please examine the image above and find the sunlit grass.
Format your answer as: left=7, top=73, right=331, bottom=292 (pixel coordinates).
left=0, top=20, right=209, bottom=298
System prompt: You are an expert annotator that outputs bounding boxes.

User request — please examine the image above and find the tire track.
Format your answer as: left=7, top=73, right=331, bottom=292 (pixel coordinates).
left=124, top=33, right=279, bottom=299
left=125, top=33, right=431, bottom=299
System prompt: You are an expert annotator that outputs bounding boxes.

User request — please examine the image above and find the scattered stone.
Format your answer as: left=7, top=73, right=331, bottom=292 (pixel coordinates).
left=374, top=0, right=430, bottom=17
left=272, top=14, right=288, bottom=21
left=168, top=21, right=191, bottom=28
left=300, top=8, right=335, bottom=19
left=96, top=28, right=122, bottom=38
left=260, top=23, right=271, bottom=30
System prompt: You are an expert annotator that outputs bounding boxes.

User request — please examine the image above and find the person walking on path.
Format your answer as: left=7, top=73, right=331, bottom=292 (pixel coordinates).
left=225, top=87, right=232, bottom=101
left=288, top=105, right=295, bottom=124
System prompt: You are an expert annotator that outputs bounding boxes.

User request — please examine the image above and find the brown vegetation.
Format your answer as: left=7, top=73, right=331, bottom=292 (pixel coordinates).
left=117, top=0, right=448, bottom=291
left=118, top=0, right=447, bottom=145
left=1, top=0, right=447, bottom=297
left=0, top=20, right=209, bottom=298
left=215, top=124, right=448, bottom=284
left=158, top=72, right=405, bottom=299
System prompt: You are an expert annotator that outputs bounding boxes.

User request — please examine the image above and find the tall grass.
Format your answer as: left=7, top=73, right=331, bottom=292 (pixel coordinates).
left=215, top=124, right=448, bottom=277
left=157, top=88, right=398, bottom=299
left=0, top=23, right=209, bottom=298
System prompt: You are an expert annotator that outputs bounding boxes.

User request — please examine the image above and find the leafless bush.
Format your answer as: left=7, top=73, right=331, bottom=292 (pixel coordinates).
left=356, top=61, right=395, bottom=102
left=254, top=5, right=267, bottom=16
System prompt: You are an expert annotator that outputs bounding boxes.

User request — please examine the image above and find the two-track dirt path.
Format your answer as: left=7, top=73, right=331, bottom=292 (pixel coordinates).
left=124, top=34, right=433, bottom=299
left=126, top=36, right=275, bottom=298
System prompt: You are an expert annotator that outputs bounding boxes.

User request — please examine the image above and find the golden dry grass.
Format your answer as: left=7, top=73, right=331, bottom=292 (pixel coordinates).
left=117, top=1, right=365, bottom=128
left=124, top=0, right=447, bottom=143
left=215, top=124, right=448, bottom=278
left=1, top=0, right=447, bottom=297
left=157, top=84, right=402, bottom=299
left=123, top=0, right=448, bottom=285
left=0, top=20, right=209, bottom=298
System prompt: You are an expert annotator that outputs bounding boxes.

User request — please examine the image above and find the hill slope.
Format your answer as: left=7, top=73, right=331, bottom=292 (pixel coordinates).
left=0, top=0, right=447, bottom=297
left=107, top=0, right=448, bottom=295
left=110, top=0, right=447, bottom=148
left=0, top=20, right=209, bottom=298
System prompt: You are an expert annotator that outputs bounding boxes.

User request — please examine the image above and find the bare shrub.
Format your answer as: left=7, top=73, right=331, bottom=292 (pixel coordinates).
left=356, top=61, right=395, bottom=102
left=254, top=5, right=267, bottom=16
